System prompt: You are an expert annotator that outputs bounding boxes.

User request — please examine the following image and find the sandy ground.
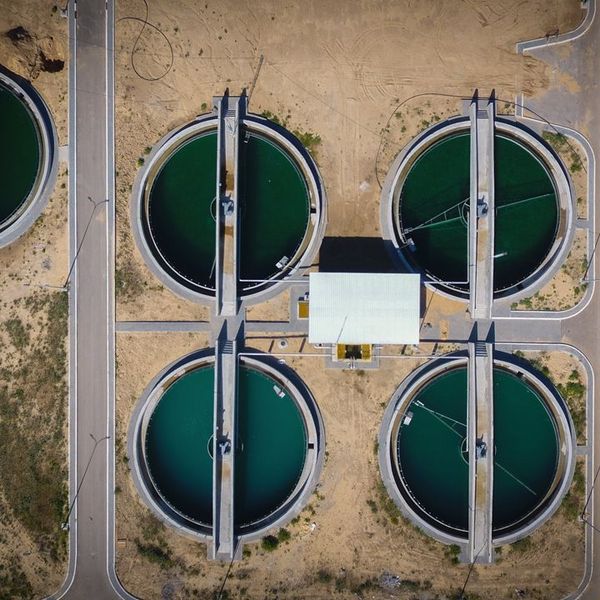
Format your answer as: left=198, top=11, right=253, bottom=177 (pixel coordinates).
left=0, top=1, right=68, bottom=596
left=245, top=289, right=290, bottom=322
left=115, top=337, right=585, bottom=600
left=0, top=1, right=68, bottom=144
left=519, top=350, right=588, bottom=445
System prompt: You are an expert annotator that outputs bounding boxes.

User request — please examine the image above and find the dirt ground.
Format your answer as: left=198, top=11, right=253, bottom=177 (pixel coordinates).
left=112, top=1, right=587, bottom=599
left=510, top=129, right=592, bottom=312
left=115, top=336, right=585, bottom=600
left=517, top=350, right=588, bottom=446
left=0, top=1, right=68, bottom=597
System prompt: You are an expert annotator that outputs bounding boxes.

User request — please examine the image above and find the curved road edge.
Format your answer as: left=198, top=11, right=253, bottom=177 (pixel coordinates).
left=516, top=0, right=596, bottom=54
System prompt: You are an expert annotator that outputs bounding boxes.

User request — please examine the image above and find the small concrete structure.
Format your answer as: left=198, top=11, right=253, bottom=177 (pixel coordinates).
left=469, top=96, right=496, bottom=320
left=308, top=272, right=420, bottom=345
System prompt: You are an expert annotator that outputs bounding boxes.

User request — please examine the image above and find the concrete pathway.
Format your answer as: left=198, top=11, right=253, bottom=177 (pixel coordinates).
left=212, top=335, right=237, bottom=559
left=467, top=337, right=494, bottom=564
left=469, top=98, right=495, bottom=320
left=215, top=95, right=241, bottom=316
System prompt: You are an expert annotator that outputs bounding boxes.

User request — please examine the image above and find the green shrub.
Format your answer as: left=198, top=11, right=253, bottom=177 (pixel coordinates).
left=511, top=536, right=532, bottom=553
left=261, top=535, right=279, bottom=552
left=135, top=540, right=176, bottom=569
left=3, top=318, right=29, bottom=349
left=277, top=527, right=291, bottom=542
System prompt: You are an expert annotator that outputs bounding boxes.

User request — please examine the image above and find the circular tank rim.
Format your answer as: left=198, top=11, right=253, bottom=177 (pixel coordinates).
left=130, top=110, right=327, bottom=306
left=127, top=348, right=326, bottom=545
left=379, top=116, right=574, bottom=304
left=378, top=351, right=575, bottom=547
left=0, top=68, right=58, bottom=248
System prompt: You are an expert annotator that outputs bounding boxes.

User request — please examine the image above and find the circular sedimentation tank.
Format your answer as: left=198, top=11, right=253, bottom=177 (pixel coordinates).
left=382, top=118, right=572, bottom=301
left=0, top=73, right=56, bottom=245
left=134, top=111, right=325, bottom=303
left=380, top=355, right=574, bottom=545
left=132, top=352, right=324, bottom=539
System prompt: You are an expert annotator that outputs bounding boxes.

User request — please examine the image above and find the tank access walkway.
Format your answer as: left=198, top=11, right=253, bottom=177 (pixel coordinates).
left=212, top=94, right=244, bottom=561
left=469, top=95, right=496, bottom=320
left=467, top=324, right=495, bottom=564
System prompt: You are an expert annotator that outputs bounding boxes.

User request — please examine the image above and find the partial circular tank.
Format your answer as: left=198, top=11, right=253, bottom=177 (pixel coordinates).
left=0, top=72, right=57, bottom=246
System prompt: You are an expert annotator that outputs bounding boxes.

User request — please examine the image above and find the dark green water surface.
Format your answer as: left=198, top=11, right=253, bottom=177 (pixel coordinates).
left=397, top=131, right=558, bottom=293
left=0, top=82, right=41, bottom=228
left=398, top=133, right=471, bottom=287
left=395, top=366, right=559, bottom=536
left=238, top=130, right=310, bottom=286
left=145, top=363, right=307, bottom=529
left=147, top=133, right=217, bottom=289
left=494, top=135, right=558, bottom=291
left=147, top=128, right=310, bottom=292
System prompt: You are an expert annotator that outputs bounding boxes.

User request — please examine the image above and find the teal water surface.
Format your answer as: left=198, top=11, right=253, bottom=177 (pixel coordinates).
left=493, top=368, right=559, bottom=534
left=396, top=368, right=470, bottom=533
left=145, top=363, right=308, bottom=529
left=395, top=365, right=560, bottom=536
left=0, top=82, right=40, bottom=228
left=145, top=366, right=214, bottom=525
left=235, top=365, right=307, bottom=528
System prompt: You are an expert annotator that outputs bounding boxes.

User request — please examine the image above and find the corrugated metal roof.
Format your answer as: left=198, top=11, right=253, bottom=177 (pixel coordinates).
left=308, top=273, right=420, bottom=345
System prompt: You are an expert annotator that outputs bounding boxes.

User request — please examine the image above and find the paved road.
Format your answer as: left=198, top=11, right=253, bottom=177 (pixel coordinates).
left=54, top=1, right=129, bottom=598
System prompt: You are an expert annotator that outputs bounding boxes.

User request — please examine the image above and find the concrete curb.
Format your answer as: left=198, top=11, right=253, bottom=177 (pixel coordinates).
left=499, top=123, right=596, bottom=321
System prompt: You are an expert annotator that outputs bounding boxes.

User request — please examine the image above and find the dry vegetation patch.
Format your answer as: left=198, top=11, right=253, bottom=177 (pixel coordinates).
left=513, top=228, right=588, bottom=311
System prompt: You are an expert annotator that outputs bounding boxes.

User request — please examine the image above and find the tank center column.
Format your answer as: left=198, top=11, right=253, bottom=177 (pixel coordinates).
left=212, top=94, right=244, bottom=560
